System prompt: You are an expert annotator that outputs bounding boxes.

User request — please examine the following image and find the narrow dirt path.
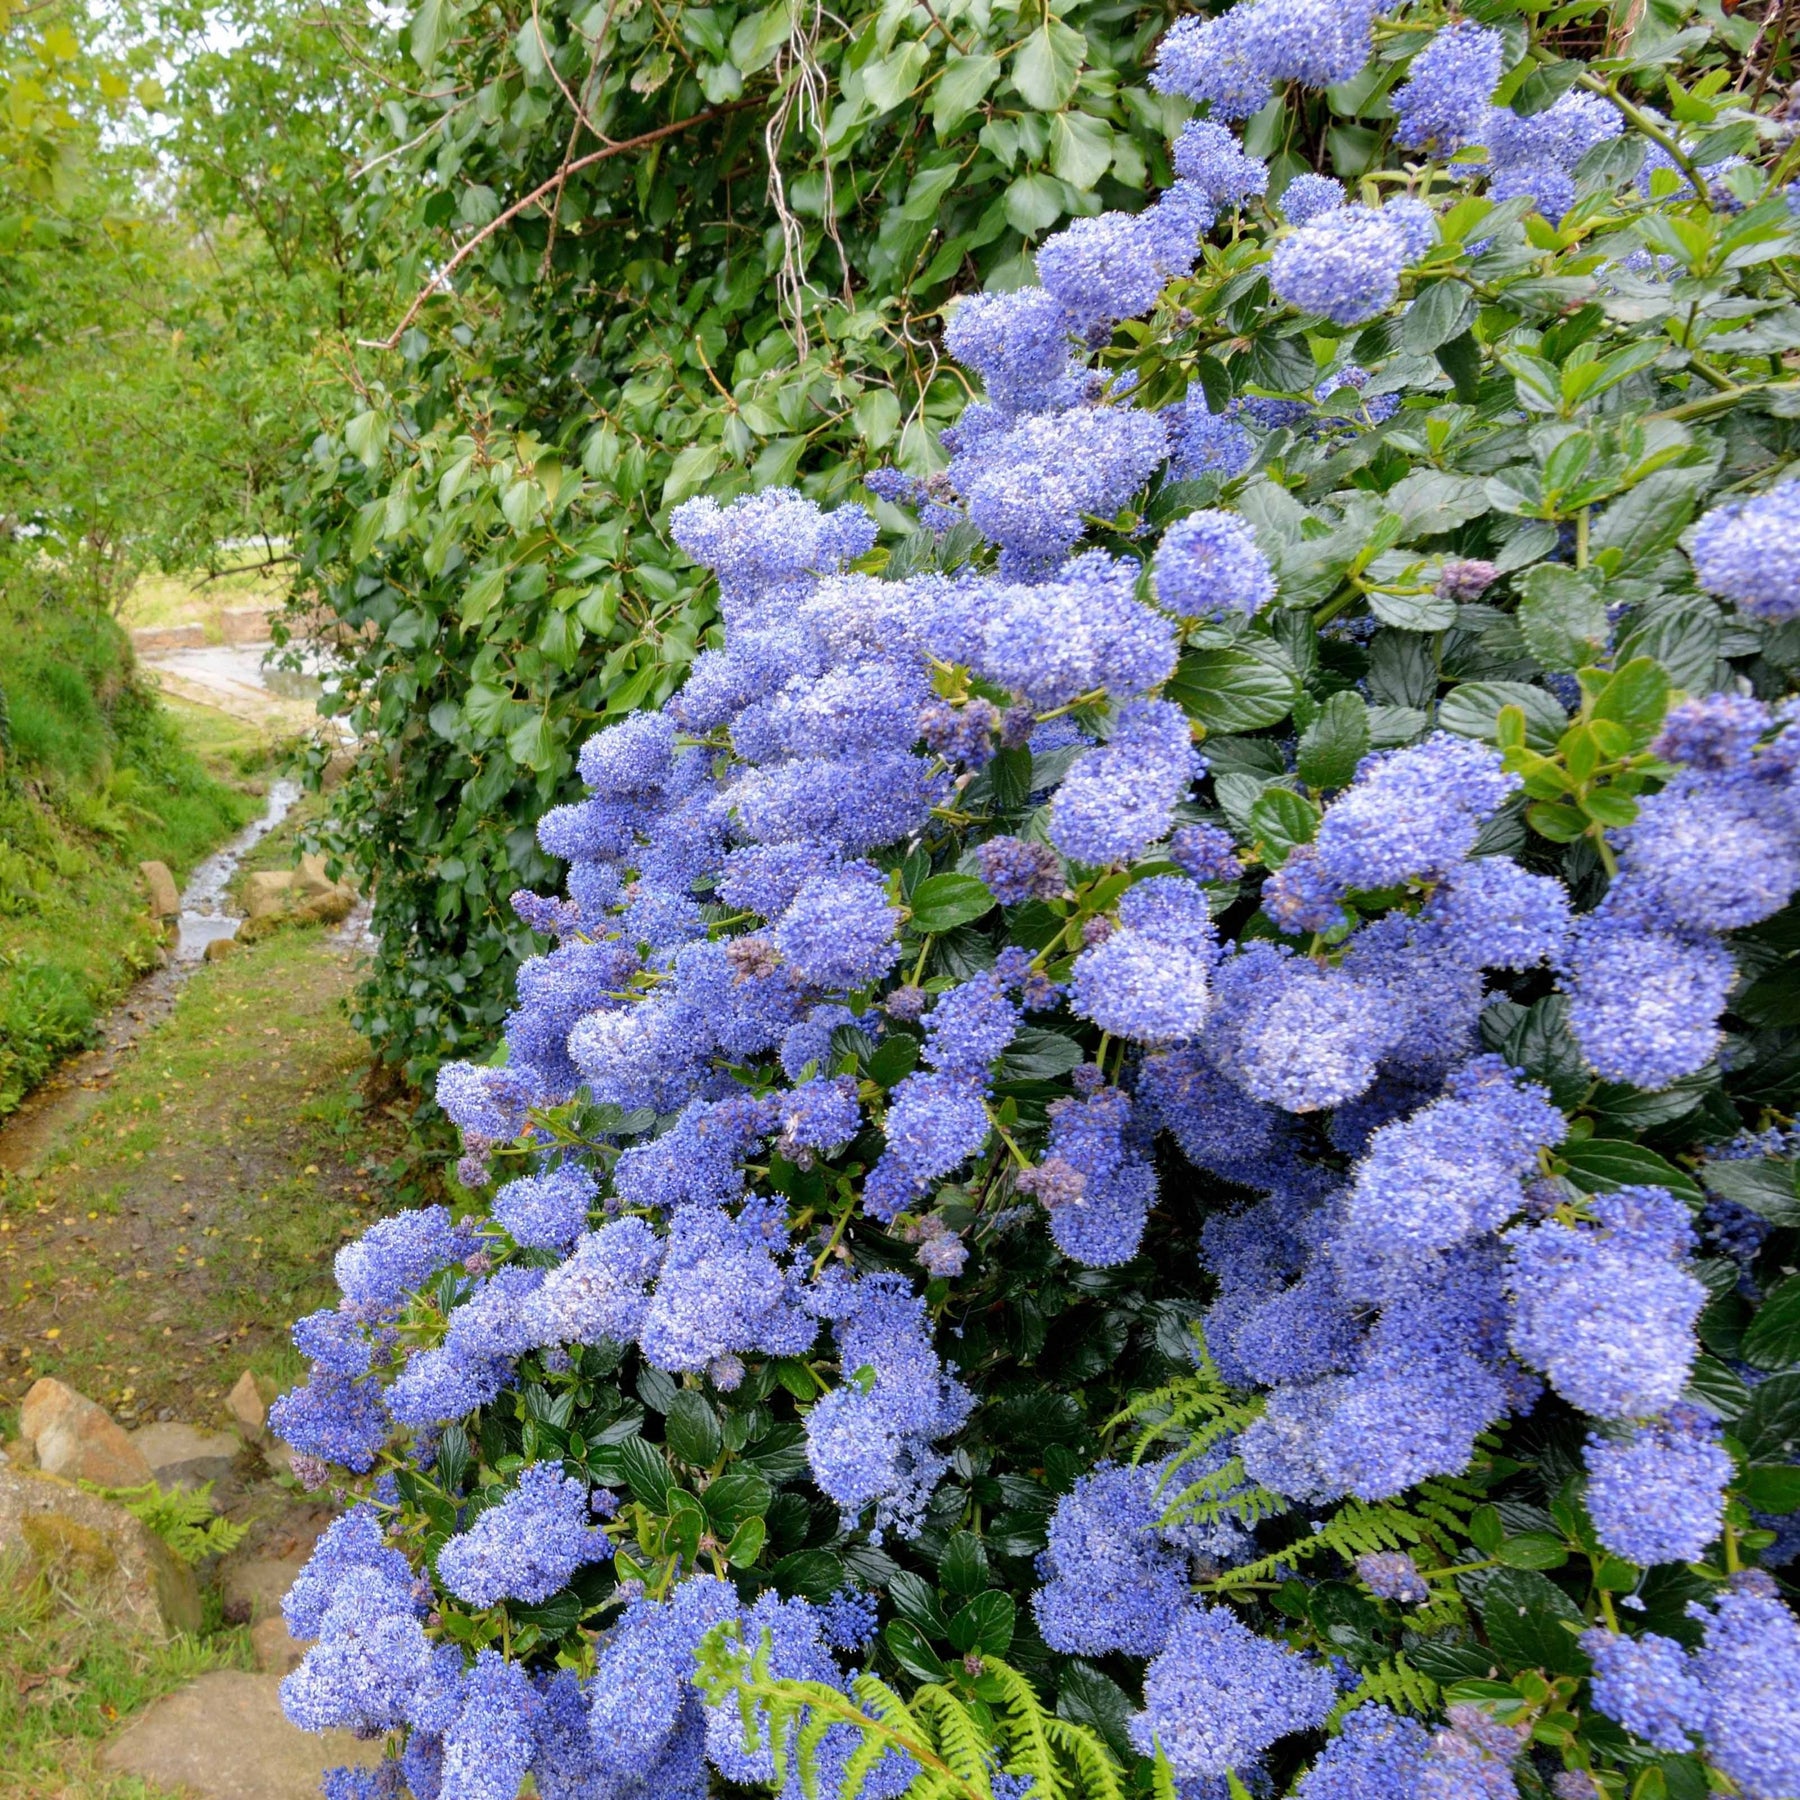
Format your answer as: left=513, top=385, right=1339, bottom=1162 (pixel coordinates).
left=0, top=927, right=408, bottom=1426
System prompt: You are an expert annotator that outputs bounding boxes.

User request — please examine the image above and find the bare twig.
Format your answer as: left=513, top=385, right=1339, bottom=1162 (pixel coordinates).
left=358, top=100, right=762, bottom=350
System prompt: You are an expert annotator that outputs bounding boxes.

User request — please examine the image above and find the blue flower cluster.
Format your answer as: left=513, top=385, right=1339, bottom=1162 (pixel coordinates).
left=271, top=11, right=1800, bottom=1798
left=1586, top=1582, right=1800, bottom=1799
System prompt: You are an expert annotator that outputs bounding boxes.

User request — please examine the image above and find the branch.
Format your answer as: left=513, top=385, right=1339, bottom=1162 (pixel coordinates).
left=357, top=99, right=762, bottom=350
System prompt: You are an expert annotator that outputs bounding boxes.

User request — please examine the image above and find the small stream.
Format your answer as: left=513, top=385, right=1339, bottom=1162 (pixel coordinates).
left=175, top=776, right=304, bottom=959
left=0, top=776, right=369, bottom=1172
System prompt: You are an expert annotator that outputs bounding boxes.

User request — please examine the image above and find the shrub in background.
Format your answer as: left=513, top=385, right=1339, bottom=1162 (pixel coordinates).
left=275, top=2, right=1800, bottom=1798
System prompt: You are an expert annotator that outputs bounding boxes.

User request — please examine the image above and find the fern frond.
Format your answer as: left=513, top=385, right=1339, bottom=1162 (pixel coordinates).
left=1151, top=1750, right=1181, bottom=1800
left=1215, top=1489, right=1481, bottom=1588
left=1042, top=1717, right=1127, bottom=1800
left=80, top=1479, right=249, bottom=1563
left=914, top=1687, right=996, bottom=1795
left=1328, top=1654, right=1439, bottom=1726
left=984, top=1657, right=1064, bottom=1800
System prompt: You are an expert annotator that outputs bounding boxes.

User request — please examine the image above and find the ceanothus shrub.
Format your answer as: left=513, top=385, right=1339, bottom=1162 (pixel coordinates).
left=274, top=2, right=1800, bottom=1795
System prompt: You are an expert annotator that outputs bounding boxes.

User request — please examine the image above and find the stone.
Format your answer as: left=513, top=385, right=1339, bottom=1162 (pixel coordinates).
left=251, top=1613, right=311, bottom=1676
left=242, top=870, right=296, bottom=921
left=0, top=1465, right=202, bottom=1636
left=203, top=935, right=236, bottom=962
left=140, top=860, right=181, bottom=920
left=291, top=886, right=357, bottom=928
left=100, top=1670, right=383, bottom=1800
left=129, top=1421, right=241, bottom=1492
left=226, top=1369, right=267, bottom=1441
left=294, top=852, right=339, bottom=898
left=129, top=622, right=207, bottom=654
left=219, top=605, right=273, bottom=645
left=20, top=1378, right=155, bottom=1488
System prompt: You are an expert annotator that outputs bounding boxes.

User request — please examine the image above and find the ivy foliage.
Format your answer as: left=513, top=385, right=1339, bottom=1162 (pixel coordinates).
left=289, top=0, right=1199, bottom=1086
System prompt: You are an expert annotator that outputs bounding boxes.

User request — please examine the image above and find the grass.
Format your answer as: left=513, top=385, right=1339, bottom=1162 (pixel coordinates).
left=0, top=1556, right=247, bottom=1799
left=121, top=552, right=288, bottom=643
left=0, top=926, right=435, bottom=1421
left=0, top=576, right=280, bottom=1117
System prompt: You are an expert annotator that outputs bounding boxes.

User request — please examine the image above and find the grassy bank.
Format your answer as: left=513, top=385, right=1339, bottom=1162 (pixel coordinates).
left=0, top=577, right=270, bottom=1116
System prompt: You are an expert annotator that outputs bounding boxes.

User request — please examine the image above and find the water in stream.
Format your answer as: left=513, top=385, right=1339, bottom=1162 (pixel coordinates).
left=175, top=776, right=303, bottom=959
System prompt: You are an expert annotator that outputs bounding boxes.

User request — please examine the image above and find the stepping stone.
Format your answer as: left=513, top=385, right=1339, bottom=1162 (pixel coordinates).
left=19, top=1377, right=154, bottom=1487
left=130, top=1421, right=241, bottom=1491
left=101, top=1670, right=383, bottom=1800
left=226, top=1369, right=267, bottom=1442
left=251, top=1613, right=311, bottom=1676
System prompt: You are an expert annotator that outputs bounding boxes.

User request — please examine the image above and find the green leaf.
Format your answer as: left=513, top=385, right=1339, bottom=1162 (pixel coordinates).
left=617, top=1435, right=675, bottom=1509
left=940, top=1530, right=990, bottom=1596
left=1050, top=111, right=1113, bottom=190
left=1366, top=586, right=1456, bottom=632
left=771, top=1549, right=845, bottom=1602
left=1167, top=644, right=1300, bottom=732
left=1742, top=1275, right=1800, bottom=1372
left=665, top=1390, right=724, bottom=1466
left=908, top=872, right=996, bottom=933
left=1737, top=1372, right=1800, bottom=1462
left=934, top=52, right=999, bottom=134
left=1012, top=20, right=1086, bottom=110
left=1436, top=330, right=1483, bottom=404
left=1297, top=690, right=1371, bottom=790
left=1003, top=172, right=1064, bottom=237
left=1701, top=1159, right=1800, bottom=1228
left=507, top=1589, right=584, bottom=1632
left=1518, top=565, right=1609, bottom=672
left=344, top=409, right=389, bottom=468
left=853, top=388, right=902, bottom=449
left=662, top=442, right=722, bottom=506
left=1490, top=993, right=1590, bottom=1108
left=1738, top=1464, right=1800, bottom=1513
left=729, top=1, right=796, bottom=75
left=702, top=1469, right=772, bottom=1531
left=997, top=1027, right=1084, bottom=1084
left=725, top=1515, right=766, bottom=1565
left=1439, top=681, right=1567, bottom=752
left=886, top=1618, right=952, bottom=1682
left=1247, top=787, right=1320, bottom=866
left=505, top=712, right=557, bottom=772
left=1590, top=657, right=1671, bottom=745
left=410, top=0, right=452, bottom=70
left=1557, top=1139, right=1703, bottom=1203
left=1401, top=281, right=1478, bottom=355
left=501, top=478, right=545, bottom=533
left=1591, top=469, right=1703, bottom=573
left=867, top=1032, right=920, bottom=1087
left=459, top=567, right=507, bottom=629
left=946, top=1589, right=1015, bottom=1655
left=889, top=1570, right=950, bottom=1637
left=1502, top=352, right=1564, bottom=413
left=1471, top=1567, right=1589, bottom=1676
left=1056, top=1661, right=1136, bottom=1764
left=863, top=38, right=928, bottom=109
left=1494, top=1532, right=1570, bottom=1570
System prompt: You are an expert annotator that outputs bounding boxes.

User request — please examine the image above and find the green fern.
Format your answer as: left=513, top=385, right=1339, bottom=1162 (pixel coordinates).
left=695, top=1623, right=1126, bottom=1800
left=1328, top=1654, right=1440, bottom=1726
left=1212, top=1496, right=1452, bottom=1588
left=80, top=1479, right=250, bottom=1564
left=1109, top=1328, right=1286, bottom=1535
